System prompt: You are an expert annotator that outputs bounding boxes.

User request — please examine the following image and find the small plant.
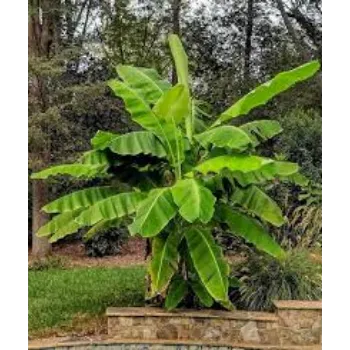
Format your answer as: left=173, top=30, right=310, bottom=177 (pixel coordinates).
left=290, top=182, right=322, bottom=248
left=31, top=35, right=320, bottom=310
left=230, top=249, right=322, bottom=311
left=29, top=255, right=67, bottom=271
left=267, top=180, right=322, bottom=249
left=84, top=226, right=128, bottom=257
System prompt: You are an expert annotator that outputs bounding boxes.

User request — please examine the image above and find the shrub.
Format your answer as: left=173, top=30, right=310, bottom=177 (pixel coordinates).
left=275, top=108, right=322, bottom=182
left=230, top=250, right=322, bottom=311
left=289, top=182, right=322, bottom=248
left=265, top=180, right=322, bottom=249
left=84, top=226, right=128, bottom=257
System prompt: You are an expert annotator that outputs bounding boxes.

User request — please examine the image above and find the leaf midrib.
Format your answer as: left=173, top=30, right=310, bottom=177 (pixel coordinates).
left=137, top=189, right=168, bottom=231
left=135, top=67, right=165, bottom=95
left=192, top=228, right=226, bottom=300
left=121, top=82, right=177, bottom=166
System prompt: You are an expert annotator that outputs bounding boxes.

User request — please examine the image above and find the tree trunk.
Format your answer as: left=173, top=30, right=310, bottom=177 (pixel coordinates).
left=243, top=0, right=254, bottom=83
left=32, top=180, right=52, bottom=257
left=29, top=0, right=58, bottom=257
left=171, top=0, right=181, bottom=84
left=65, top=0, right=74, bottom=44
left=275, top=0, right=308, bottom=60
left=288, top=7, right=322, bottom=56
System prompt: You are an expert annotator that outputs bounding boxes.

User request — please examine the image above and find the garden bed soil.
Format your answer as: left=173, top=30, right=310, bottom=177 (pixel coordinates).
left=28, top=238, right=147, bottom=268
left=28, top=239, right=252, bottom=269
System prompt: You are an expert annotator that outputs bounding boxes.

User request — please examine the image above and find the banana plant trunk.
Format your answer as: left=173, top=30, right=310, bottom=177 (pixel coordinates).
left=244, top=0, right=254, bottom=83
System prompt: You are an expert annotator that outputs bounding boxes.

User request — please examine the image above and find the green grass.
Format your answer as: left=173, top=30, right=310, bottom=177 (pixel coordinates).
left=29, top=266, right=146, bottom=336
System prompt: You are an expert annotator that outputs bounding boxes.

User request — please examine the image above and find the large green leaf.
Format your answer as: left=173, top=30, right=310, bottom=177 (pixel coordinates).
left=280, top=172, right=309, bottom=186
left=91, top=130, right=118, bottom=150
left=161, top=124, right=186, bottom=176
left=168, top=34, right=193, bottom=142
left=84, top=218, right=121, bottom=241
left=195, top=125, right=252, bottom=151
left=192, top=101, right=209, bottom=134
left=153, top=84, right=189, bottom=125
left=194, top=155, right=272, bottom=175
left=153, top=84, right=190, bottom=174
left=129, top=188, right=178, bottom=237
left=232, top=185, right=285, bottom=227
left=76, top=192, right=146, bottom=226
left=117, top=65, right=171, bottom=104
left=108, top=79, right=159, bottom=130
left=36, top=210, right=84, bottom=243
left=149, top=231, right=183, bottom=296
left=109, top=131, right=167, bottom=158
left=215, top=60, right=320, bottom=125
left=216, top=204, right=285, bottom=259
left=182, top=249, right=214, bottom=307
left=190, top=280, right=214, bottom=307
left=232, top=161, right=299, bottom=187
left=185, top=227, right=229, bottom=303
left=171, top=179, right=216, bottom=223
left=80, top=150, right=110, bottom=165
left=43, top=187, right=119, bottom=213
left=165, top=276, right=188, bottom=310
left=108, top=80, right=184, bottom=171
left=31, top=164, right=108, bottom=180
left=168, top=34, right=189, bottom=89
left=240, top=120, right=283, bottom=147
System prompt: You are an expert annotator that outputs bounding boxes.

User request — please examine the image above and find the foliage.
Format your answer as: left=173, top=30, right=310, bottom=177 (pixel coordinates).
left=32, top=35, right=320, bottom=310
left=266, top=179, right=322, bottom=249
left=213, top=227, right=248, bottom=255
left=84, top=226, right=129, bottom=257
left=28, top=1, right=322, bottom=245
left=274, top=108, right=322, bottom=182
left=100, top=0, right=170, bottom=71
left=290, top=182, right=322, bottom=248
left=230, top=249, right=322, bottom=311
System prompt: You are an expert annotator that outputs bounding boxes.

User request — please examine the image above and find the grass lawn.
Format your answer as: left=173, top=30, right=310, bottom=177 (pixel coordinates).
left=28, top=266, right=146, bottom=338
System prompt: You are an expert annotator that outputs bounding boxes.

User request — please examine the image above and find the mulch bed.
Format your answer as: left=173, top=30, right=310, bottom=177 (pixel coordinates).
left=28, top=238, right=148, bottom=268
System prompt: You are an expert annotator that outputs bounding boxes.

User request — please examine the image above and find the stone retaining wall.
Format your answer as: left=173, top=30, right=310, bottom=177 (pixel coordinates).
left=28, top=300, right=321, bottom=350
left=29, top=339, right=321, bottom=350
left=107, top=301, right=321, bottom=348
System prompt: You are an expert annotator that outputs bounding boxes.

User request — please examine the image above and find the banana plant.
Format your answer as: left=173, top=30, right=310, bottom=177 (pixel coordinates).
left=31, top=34, right=320, bottom=310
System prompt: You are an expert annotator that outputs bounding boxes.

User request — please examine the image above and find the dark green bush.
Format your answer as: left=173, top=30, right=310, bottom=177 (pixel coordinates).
left=275, top=108, right=322, bottom=182
left=213, top=227, right=248, bottom=255
left=84, top=227, right=128, bottom=257
left=230, top=250, right=322, bottom=311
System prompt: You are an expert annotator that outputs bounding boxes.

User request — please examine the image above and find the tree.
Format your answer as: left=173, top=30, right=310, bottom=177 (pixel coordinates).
left=31, top=35, right=320, bottom=309
left=28, top=0, right=108, bottom=256
left=275, top=0, right=309, bottom=59
left=28, top=0, right=60, bottom=257
left=99, top=0, right=170, bottom=71
left=287, top=1, right=322, bottom=56
left=243, top=0, right=254, bottom=82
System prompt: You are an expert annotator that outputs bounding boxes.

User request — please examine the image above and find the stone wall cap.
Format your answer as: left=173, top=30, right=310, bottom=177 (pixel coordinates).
left=106, top=306, right=278, bottom=322
left=273, top=300, right=322, bottom=310
left=28, top=337, right=321, bottom=350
